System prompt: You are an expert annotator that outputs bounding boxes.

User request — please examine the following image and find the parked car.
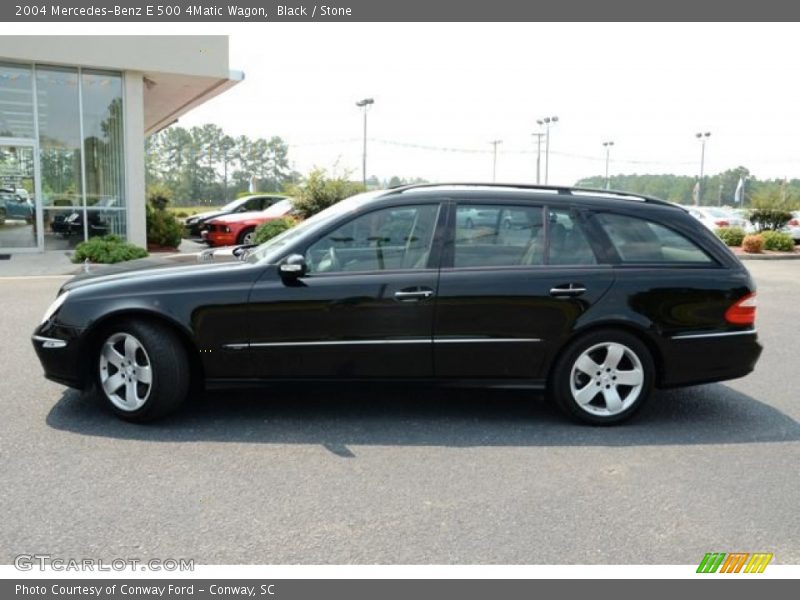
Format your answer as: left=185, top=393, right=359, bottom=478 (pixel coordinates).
left=783, top=210, right=800, bottom=243
left=687, top=206, right=747, bottom=231
left=33, top=183, right=762, bottom=425
left=202, top=198, right=296, bottom=247
left=50, top=197, right=118, bottom=237
left=184, top=195, right=288, bottom=237
left=0, top=187, right=34, bottom=224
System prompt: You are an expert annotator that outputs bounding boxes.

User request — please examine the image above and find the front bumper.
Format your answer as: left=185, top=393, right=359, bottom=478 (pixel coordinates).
left=204, top=230, right=237, bottom=247
left=31, top=324, right=85, bottom=389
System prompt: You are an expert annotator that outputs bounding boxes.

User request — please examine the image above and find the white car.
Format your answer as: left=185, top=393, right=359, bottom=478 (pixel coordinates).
left=783, top=211, right=800, bottom=243
left=687, top=206, right=748, bottom=231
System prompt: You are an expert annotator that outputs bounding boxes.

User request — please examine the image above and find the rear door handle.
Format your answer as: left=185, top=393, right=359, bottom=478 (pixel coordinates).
left=550, top=283, right=587, bottom=297
left=394, top=287, right=435, bottom=301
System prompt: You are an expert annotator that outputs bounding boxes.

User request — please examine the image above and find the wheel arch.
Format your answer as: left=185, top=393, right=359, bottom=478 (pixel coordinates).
left=77, top=309, right=204, bottom=389
left=545, top=319, right=666, bottom=388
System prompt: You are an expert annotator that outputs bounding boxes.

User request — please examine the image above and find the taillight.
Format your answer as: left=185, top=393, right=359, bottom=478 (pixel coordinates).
left=715, top=219, right=730, bottom=228
left=789, top=218, right=799, bottom=226
left=725, top=292, right=757, bottom=325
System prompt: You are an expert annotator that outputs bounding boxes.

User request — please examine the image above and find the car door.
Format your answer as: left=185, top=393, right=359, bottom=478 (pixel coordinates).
left=433, top=200, right=615, bottom=380
left=247, top=201, right=445, bottom=379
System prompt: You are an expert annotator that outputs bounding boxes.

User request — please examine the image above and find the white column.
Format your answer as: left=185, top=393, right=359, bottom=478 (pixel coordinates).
left=123, top=71, right=146, bottom=247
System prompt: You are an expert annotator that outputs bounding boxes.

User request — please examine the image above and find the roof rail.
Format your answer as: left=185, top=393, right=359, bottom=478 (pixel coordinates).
left=383, top=182, right=675, bottom=207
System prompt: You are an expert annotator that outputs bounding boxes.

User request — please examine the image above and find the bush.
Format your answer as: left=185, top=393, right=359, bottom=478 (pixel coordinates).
left=749, top=207, right=793, bottom=231
left=253, top=217, right=297, bottom=244
left=174, top=211, right=188, bottom=218
left=147, top=183, right=173, bottom=211
left=72, top=235, right=148, bottom=264
left=715, top=227, right=746, bottom=247
left=146, top=203, right=183, bottom=248
left=741, top=234, right=765, bottom=253
left=291, top=168, right=365, bottom=218
left=760, top=230, right=795, bottom=251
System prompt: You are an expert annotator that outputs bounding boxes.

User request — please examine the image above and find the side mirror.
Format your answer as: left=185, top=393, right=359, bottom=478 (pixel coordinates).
left=279, top=254, right=307, bottom=278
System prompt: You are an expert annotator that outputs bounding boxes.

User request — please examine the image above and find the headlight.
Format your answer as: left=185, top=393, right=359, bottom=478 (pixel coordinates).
left=222, top=226, right=231, bottom=233
left=41, top=291, right=70, bottom=324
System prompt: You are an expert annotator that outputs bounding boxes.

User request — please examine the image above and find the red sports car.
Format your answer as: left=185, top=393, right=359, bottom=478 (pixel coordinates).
left=202, top=199, right=295, bottom=247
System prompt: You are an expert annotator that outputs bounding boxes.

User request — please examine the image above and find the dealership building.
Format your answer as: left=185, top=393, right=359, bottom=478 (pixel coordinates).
left=0, top=36, right=242, bottom=253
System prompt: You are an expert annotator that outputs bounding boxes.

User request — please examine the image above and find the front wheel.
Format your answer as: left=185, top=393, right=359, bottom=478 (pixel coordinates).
left=94, top=320, right=190, bottom=422
left=549, top=329, right=654, bottom=425
left=238, top=227, right=256, bottom=245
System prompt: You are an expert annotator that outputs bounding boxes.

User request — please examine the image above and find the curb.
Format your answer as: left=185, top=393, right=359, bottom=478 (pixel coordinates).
left=736, top=253, right=800, bottom=261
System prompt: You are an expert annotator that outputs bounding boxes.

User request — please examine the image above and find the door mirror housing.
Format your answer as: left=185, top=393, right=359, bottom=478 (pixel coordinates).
left=279, top=254, right=308, bottom=278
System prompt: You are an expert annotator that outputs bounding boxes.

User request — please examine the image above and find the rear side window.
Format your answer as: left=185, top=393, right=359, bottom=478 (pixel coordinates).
left=596, top=213, right=713, bottom=264
left=546, top=209, right=597, bottom=265
left=454, top=204, right=545, bottom=267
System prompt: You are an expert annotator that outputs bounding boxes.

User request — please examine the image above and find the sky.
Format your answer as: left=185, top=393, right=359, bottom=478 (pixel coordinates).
left=27, top=22, right=800, bottom=185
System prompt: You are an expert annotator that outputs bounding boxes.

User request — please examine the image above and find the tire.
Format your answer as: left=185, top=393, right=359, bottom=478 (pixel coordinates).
left=92, top=319, right=190, bottom=422
left=237, top=227, right=256, bottom=245
left=0, top=208, right=6, bottom=226
left=465, top=218, right=474, bottom=229
left=548, top=329, right=654, bottom=425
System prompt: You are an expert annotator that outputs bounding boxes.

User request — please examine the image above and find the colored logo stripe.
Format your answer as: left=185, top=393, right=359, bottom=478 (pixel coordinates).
left=697, top=552, right=773, bottom=573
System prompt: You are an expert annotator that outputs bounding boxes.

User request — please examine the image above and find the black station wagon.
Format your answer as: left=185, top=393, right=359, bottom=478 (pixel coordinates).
left=33, top=184, right=762, bottom=424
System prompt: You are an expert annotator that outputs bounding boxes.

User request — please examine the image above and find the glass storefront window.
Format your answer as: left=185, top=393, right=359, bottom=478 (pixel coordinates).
left=0, top=63, right=126, bottom=250
left=81, top=70, right=125, bottom=209
left=0, top=63, right=34, bottom=139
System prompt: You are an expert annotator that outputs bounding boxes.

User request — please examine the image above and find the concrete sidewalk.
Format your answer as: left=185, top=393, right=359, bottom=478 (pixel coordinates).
left=0, top=251, right=80, bottom=277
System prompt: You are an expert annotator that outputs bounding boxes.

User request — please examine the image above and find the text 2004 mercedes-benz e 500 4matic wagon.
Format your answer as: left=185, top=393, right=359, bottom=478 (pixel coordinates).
left=32, top=184, right=762, bottom=425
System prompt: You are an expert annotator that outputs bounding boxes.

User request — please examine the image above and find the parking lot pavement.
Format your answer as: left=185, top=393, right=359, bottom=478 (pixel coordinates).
left=1, top=262, right=798, bottom=565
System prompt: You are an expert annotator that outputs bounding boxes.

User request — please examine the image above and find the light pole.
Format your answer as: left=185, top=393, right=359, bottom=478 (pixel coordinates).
left=602, top=141, right=614, bottom=189
left=356, top=98, right=374, bottom=188
left=531, top=132, right=544, bottom=184
left=537, top=116, right=558, bottom=184
left=695, top=131, right=711, bottom=204
left=490, top=140, right=502, bottom=182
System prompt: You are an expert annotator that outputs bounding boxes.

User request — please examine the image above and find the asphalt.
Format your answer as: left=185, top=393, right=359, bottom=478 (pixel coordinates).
left=0, top=261, right=798, bottom=565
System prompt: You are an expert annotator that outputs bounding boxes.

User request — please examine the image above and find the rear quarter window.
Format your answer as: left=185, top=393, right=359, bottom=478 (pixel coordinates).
left=596, top=212, right=713, bottom=264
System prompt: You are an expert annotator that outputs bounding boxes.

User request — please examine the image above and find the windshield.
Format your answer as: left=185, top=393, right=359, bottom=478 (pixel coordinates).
left=245, top=190, right=385, bottom=264
left=222, top=197, right=248, bottom=211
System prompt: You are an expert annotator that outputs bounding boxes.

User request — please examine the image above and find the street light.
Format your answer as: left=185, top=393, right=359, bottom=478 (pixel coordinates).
left=602, top=141, right=615, bottom=189
left=531, top=132, right=544, bottom=184
left=356, top=98, right=374, bottom=188
left=490, top=140, right=502, bottom=182
left=695, top=131, right=711, bottom=204
left=536, top=116, right=559, bottom=184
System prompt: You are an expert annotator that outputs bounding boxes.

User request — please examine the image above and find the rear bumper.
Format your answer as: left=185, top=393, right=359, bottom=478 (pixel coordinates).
left=658, top=330, right=762, bottom=388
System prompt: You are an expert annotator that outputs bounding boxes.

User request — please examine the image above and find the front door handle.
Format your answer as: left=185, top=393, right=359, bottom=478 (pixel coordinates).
left=550, top=283, right=587, bottom=297
left=394, top=287, right=435, bottom=301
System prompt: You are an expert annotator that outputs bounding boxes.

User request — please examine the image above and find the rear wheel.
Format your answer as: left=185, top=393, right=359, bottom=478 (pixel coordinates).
left=94, top=320, right=189, bottom=422
left=238, top=227, right=256, bottom=245
left=549, top=329, right=654, bottom=425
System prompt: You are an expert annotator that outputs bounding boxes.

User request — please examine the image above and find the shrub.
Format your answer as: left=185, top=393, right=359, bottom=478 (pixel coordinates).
left=174, top=211, right=188, bottom=218
left=715, top=227, right=746, bottom=247
left=72, top=235, right=148, bottom=264
left=291, top=168, right=365, bottom=218
left=741, top=234, right=765, bottom=253
left=253, top=217, right=297, bottom=245
left=749, top=208, right=793, bottom=231
left=760, top=230, right=795, bottom=252
left=146, top=203, right=183, bottom=248
left=147, top=183, right=173, bottom=211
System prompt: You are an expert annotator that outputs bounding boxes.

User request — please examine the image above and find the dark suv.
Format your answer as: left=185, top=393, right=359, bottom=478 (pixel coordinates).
left=32, top=184, right=762, bottom=424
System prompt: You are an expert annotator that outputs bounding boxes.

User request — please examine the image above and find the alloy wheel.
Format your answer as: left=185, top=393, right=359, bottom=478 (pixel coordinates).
left=569, top=342, right=645, bottom=417
left=99, top=332, right=153, bottom=412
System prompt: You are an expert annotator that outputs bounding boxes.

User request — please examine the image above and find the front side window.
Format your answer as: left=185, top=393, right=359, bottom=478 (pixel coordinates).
left=305, top=204, right=439, bottom=273
left=453, top=204, right=545, bottom=267
left=596, top=212, right=713, bottom=263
